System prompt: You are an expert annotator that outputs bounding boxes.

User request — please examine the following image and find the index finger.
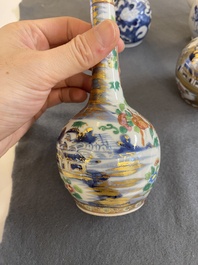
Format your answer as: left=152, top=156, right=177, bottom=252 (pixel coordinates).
left=32, top=17, right=92, bottom=48
left=29, top=17, right=125, bottom=52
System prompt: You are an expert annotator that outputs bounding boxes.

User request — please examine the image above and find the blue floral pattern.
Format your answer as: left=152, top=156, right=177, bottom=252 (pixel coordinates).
left=114, top=0, right=152, bottom=47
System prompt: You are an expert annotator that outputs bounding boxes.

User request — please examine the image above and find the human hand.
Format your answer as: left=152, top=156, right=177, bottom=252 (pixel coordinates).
left=0, top=17, right=124, bottom=156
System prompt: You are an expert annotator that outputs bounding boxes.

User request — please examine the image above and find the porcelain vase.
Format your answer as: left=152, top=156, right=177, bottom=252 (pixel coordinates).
left=189, top=0, right=198, bottom=38
left=114, top=0, right=152, bottom=47
left=56, top=0, right=160, bottom=216
left=176, top=37, right=198, bottom=107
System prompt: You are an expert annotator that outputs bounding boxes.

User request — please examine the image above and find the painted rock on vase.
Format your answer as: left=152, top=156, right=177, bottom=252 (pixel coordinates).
left=176, top=37, right=198, bottom=107
left=114, top=0, right=152, bottom=47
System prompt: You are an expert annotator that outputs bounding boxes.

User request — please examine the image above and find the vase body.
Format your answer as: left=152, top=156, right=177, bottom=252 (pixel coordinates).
left=114, top=0, right=152, bottom=47
left=189, top=0, right=198, bottom=38
left=176, top=37, right=198, bottom=107
left=56, top=0, right=160, bottom=216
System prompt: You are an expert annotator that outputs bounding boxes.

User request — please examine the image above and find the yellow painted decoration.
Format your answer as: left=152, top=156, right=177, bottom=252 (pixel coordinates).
left=92, top=0, right=114, bottom=5
left=97, top=197, right=130, bottom=206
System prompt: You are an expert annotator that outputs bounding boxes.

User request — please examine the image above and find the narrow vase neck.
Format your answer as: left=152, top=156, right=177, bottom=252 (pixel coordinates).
left=89, top=0, right=125, bottom=106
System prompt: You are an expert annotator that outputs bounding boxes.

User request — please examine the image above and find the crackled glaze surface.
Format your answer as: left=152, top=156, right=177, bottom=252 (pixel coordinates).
left=114, top=0, right=152, bottom=47
left=57, top=0, right=160, bottom=216
left=176, top=37, right=198, bottom=107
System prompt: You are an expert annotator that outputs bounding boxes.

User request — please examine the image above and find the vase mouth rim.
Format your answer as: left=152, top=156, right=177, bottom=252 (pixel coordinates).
left=91, top=0, right=115, bottom=5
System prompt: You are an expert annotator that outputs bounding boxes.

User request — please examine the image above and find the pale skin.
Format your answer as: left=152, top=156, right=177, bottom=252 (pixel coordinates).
left=0, top=17, right=124, bottom=157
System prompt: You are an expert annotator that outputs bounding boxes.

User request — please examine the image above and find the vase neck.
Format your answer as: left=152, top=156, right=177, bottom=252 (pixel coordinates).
left=89, top=0, right=125, bottom=106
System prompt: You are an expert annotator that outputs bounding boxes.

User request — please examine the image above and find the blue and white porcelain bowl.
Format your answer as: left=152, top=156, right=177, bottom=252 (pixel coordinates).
left=114, top=0, right=152, bottom=47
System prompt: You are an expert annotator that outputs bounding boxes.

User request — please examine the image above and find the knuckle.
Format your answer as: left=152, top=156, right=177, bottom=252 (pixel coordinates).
left=72, top=34, right=93, bottom=68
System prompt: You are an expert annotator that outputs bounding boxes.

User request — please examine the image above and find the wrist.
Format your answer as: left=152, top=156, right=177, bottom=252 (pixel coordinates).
left=0, top=136, right=12, bottom=157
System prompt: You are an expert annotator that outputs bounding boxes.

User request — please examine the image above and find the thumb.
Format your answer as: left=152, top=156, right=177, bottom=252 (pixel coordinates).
left=40, top=20, right=120, bottom=83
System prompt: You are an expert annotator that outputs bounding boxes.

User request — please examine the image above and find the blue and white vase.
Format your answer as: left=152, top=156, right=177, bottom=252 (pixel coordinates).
left=189, top=0, right=198, bottom=38
left=114, top=0, right=152, bottom=47
left=57, top=0, right=160, bottom=216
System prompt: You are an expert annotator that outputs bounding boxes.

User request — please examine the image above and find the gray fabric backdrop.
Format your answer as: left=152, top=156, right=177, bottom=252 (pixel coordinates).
left=1, top=0, right=198, bottom=264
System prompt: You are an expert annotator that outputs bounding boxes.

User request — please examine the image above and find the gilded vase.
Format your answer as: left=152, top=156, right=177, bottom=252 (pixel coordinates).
left=56, top=0, right=160, bottom=216
left=176, top=37, right=198, bottom=107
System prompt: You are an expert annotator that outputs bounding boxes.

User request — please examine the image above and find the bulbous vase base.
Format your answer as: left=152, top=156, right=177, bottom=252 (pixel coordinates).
left=76, top=200, right=145, bottom=217
left=176, top=76, right=198, bottom=108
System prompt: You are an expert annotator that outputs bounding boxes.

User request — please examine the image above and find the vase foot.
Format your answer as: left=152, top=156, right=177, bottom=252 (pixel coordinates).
left=179, top=93, right=198, bottom=108
left=76, top=200, right=145, bottom=217
left=125, top=40, right=143, bottom=48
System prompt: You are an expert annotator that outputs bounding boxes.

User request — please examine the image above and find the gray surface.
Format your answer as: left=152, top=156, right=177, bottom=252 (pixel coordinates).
left=1, top=0, right=198, bottom=264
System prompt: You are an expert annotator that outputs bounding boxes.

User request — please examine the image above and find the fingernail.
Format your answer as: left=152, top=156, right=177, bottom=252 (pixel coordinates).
left=93, top=20, right=119, bottom=48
